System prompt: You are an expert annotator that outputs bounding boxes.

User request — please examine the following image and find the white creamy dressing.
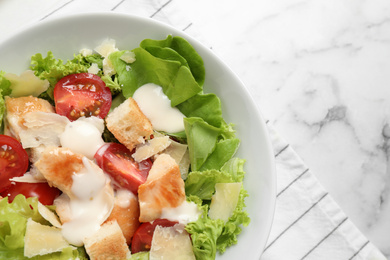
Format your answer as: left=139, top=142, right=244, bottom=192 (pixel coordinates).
left=115, top=189, right=136, bottom=208
left=160, top=201, right=201, bottom=225
left=133, top=83, right=185, bottom=133
left=60, top=117, right=105, bottom=159
left=61, top=157, right=114, bottom=246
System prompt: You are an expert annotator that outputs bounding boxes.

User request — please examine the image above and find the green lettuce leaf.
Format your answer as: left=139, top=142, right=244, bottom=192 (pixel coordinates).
left=30, top=52, right=90, bottom=100
left=109, top=48, right=202, bottom=106
left=216, top=188, right=250, bottom=253
left=0, top=195, right=87, bottom=260
left=184, top=117, right=221, bottom=171
left=220, top=157, right=246, bottom=182
left=0, top=72, right=8, bottom=134
left=177, top=93, right=225, bottom=128
left=140, top=35, right=205, bottom=86
left=184, top=116, right=240, bottom=172
left=0, top=93, right=5, bottom=134
left=101, top=74, right=121, bottom=94
left=128, top=251, right=149, bottom=260
left=199, top=138, right=240, bottom=171
left=143, top=46, right=189, bottom=68
left=185, top=196, right=224, bottom=260
left=0, top=71, right=12, bottom=96
left=185, top=170, right=234, bottom=200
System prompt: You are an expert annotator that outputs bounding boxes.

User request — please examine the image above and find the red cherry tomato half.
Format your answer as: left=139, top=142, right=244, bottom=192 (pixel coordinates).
left=94, top=143, right=153, bottom=194
left=1, top=182, right=61, bottom=205
left=54, top=73, right=112, bottom=121
left=0, top=135, right=29, bottom=193
left=131, top=219, right=178, bottom=253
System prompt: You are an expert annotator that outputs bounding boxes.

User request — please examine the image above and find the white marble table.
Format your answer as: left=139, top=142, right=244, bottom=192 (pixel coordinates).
left=178, top=0, right=390, bottom=257
left=0, top=0, right=388, bottom=258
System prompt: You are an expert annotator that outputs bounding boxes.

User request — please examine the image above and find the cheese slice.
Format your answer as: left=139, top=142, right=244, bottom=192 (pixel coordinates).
left=150, top=225, right=195, bottom=260
left=132, top=136, right=171, bottom=162
left=38, top=202, right=62, bottom=228
left=120, top=51, right=136, bottom=63
left=24, top=218, right=73, bottom=258
left=208, top=182, right=242, bottom=222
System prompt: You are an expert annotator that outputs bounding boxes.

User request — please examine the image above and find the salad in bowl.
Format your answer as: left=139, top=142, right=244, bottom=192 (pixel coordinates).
left=0, top=13, right=275, bottom=260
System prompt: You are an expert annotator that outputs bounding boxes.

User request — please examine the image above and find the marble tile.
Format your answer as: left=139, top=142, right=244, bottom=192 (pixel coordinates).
left=179, top=0, right=390, bottom=257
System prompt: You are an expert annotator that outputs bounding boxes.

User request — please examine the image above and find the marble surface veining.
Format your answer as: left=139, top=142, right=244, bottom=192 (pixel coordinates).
left=179, top=0, right=390, bottom=257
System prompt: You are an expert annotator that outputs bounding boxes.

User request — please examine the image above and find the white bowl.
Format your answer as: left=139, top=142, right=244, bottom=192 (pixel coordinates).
left=0, top=12, right=276, bottom=259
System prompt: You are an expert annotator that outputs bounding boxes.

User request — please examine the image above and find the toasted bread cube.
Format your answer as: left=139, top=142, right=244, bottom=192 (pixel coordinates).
left=4, top=96, right=54, bottom=140
left=84, top=220, right=130, bottom=260
left=106, top=97, right=153, bottom=151
left=106, top=189, right=140, bottom=245
left=138, top=154, right=186, bottom=222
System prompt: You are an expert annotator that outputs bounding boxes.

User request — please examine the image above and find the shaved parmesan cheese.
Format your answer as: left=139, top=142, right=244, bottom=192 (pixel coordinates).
left=5, top=70, right=49, bottom=97
left=120, top=51, right=136, bottom=63
left=94, top=39, right=119, bottom=76
left=24, top=218, right=73, bottom=258
left=209, top=183, right=242, bottom=222
left=179, top=149, right=190, bottom=180
left=132, top=136, right=171, bottom=162
left=162, top=140, right=190, bottom=179
left=38, top=202, right=62, bottom=228
left=54, top=193, right=72, bottom=224
left=150, top=225, right=195, bottom=260
left=88, top=63, right=101, bottom=74
left=79, top=48, right=93, bottom=57
left=102, top=57, right=116, bottom=77
left=10, top=173, right=46, bottom=183
left=163, top=141, right=187, bottom=165
left=94, top=39, right=118, bottom=58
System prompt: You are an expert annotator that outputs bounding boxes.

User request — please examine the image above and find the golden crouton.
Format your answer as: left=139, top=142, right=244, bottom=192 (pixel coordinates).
left=106, top=97, right=153, bottom=151
left=84, top=220, right=130, bottom=260
left=138, top=154, right=186, bottom=222
left=4, top=96, right=54, bottom=140
left=105, top=190, right=140, bottom=245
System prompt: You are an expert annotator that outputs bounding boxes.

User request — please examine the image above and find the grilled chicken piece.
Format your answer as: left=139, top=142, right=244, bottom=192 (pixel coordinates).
left=138, top=154, right=186, bottom=222
left=4, top=96, right=54, bottom=141
left=105, top=190, right=140, bottom=245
